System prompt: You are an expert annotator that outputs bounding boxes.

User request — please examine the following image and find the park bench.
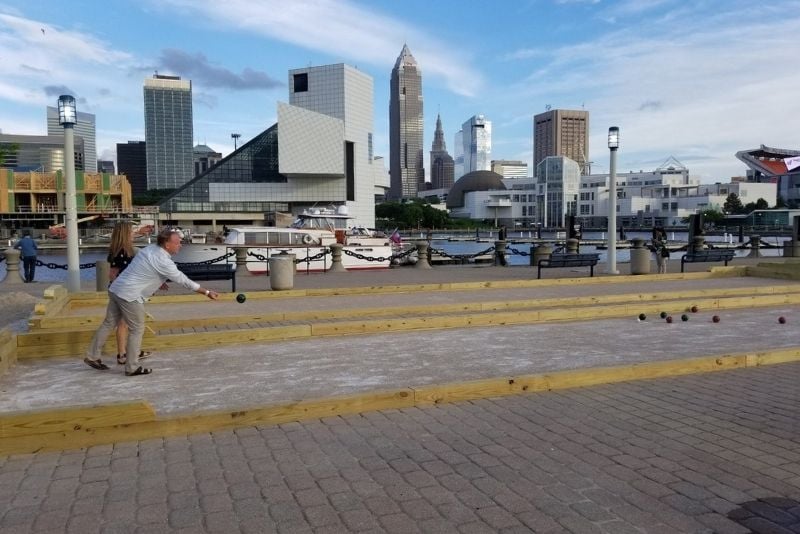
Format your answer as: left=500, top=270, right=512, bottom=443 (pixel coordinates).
left=176, top=263, right=236, bottom=291
left=680, top=249, right=735, bottom=272
left=537, top=253, right=600, bottom=279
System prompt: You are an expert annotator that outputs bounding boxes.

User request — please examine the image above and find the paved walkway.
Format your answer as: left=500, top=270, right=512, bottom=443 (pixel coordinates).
left=2, top=259, right=799, bottom=532
left=2, top=362, right=799, bottom=533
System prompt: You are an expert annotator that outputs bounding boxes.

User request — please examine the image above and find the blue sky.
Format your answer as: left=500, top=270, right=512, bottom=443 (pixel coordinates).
left=1, top=0, right=798, bottom=182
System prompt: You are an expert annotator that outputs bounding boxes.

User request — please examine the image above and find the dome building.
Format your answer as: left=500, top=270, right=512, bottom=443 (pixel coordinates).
left=446, top=170, right=511, bottom=225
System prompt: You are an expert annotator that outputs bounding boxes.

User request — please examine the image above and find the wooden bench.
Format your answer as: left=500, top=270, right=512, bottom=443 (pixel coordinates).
left=537, top=253, right=600, bottom=279
left=680, top=249, right=735, bottom=272
left=175, top=263, right=236, bottom=291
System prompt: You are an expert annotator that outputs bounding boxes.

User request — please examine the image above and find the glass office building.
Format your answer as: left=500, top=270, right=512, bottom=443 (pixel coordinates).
left=46, top=107, right=96, bottom=172
left=144, top=75, right=194, bottom=190
left=462, top=115, right=492, bottom=176
left=389, top=44, right=424, bottom=199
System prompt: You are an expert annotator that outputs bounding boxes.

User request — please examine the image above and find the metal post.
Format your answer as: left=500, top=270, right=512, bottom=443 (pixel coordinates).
left=64, top=125, right=80, bottom=291
left=606, top=127, right=619, bottom=275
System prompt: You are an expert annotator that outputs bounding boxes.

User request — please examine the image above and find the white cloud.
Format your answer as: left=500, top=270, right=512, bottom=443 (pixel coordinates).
left=511, top=5, right=800, bottom=180
left=0, top=12, right=134, bottom=107
left=157, top=0, right=483, bottom=97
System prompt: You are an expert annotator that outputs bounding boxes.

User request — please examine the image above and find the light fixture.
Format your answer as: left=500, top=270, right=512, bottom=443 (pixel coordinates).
left=608, top=126, right=619, bottom=150
left=58, top=95, right=77, bottom=126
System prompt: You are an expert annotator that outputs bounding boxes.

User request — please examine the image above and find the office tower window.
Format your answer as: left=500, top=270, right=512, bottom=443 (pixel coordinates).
left=293, top=73, right=308, bottom=92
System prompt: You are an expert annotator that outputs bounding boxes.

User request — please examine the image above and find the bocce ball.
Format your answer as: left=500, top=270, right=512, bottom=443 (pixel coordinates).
left=236, top=293, right=247, bottom=303
left=779, top=316, right=786, bottom=324
left=638, top=313, right=647, bottom=321
left=681, top=314, right=689, bottom=322
left=666, top=316, right=673, bottom=323
left=712, top=315, right=720, bottom=323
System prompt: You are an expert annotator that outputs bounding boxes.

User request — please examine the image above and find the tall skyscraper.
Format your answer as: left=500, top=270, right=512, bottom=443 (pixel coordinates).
left=46, top=106, right=96, bottom=172
left=117, top=141, right=147, bottom=197
left=429, top=114, right=454, bottom=190
left=453, top=129, right=464, bottom=180
left=533, top=109, right=590, bottom=175
left=389, top=44, right=424, bottom=199
left=143, top=74, right=193, bottom=190
left=461, top=115, right=492, bottom=175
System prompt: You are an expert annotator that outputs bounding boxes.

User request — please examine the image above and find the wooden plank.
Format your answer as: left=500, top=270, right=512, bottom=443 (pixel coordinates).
left=152, top=324, right=312, bottom=350
left=0, top=401, right=156, bottom=438
left=412, top=378, right=514, bottom=405
left=17, top=327, right=157, bottom=359
left=0, top=389, right=413, bottom=455
left=752, top=348, right=800, bottom=366
left=0, top=329, right=16, bottom=376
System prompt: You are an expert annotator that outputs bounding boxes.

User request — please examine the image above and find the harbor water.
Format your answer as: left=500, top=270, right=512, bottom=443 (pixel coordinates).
left=0, top=231, right=788, bottom=282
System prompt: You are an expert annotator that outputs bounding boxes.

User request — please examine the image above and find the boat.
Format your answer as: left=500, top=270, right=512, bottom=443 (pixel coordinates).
left=176, top=206, right=395, bottom=273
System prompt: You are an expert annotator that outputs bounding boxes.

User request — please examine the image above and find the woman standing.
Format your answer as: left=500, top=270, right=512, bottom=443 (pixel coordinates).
left=652, top=225, right=669, bottom=274
left=108, top=221, right=149, bottom=364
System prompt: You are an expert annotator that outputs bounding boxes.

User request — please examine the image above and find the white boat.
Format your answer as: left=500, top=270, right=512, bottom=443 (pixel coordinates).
left=189, top=206, right=394, bottom=273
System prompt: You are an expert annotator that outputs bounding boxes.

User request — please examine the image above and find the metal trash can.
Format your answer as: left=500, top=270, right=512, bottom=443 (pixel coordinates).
left=268, top=256, right=294, bottom=290
left=629, top=238, right=651, bottom=275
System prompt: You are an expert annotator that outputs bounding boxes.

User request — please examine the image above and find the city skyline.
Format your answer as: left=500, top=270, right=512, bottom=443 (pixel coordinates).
left=1, top=1, right=798, bottom=183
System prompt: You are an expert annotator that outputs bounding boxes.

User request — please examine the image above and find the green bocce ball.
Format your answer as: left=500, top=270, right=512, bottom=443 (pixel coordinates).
left=236, top=293, right=247, bottom=304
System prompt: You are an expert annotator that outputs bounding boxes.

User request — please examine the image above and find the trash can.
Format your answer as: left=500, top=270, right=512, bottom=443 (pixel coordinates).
left=268, top=256, right=294, bottom=290
left=629, top=238, right=651, bottom=275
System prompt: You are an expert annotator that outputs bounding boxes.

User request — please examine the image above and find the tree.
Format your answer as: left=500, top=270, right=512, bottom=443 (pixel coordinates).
left=754, top=198, right=769, bottom=210
left=0, top=142, right=19, bottom=166
left=723, top=193, right=744, bottom=214
left=684, top=208, right=724, bottom=226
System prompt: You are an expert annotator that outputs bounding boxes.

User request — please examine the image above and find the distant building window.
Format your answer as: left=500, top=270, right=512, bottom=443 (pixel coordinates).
left=293, top=73, right=308, bottom=93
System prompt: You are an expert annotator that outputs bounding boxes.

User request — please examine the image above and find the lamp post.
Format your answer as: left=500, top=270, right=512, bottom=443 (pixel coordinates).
left=606, top=126, right=620, bottom=275
left=231, top=133, right=241, bottom=150
left=59, top=95, right=81, bottom=292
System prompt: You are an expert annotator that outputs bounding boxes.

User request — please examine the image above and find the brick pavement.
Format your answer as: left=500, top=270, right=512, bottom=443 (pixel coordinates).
left=2, top=362, right=799, bottom=533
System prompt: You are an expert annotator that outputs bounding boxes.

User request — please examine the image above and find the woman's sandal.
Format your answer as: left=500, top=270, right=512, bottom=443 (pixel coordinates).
left=117, top=351, right=151, bottom=365
left=84, top=358, right=110, bottom=371
left=125, top=366, right=153, bottom=377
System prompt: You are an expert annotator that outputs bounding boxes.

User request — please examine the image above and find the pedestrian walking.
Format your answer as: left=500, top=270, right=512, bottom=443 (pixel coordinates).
left=84, top=227, right=220, bottom=376
left=13, top=230, right=38, bottom=283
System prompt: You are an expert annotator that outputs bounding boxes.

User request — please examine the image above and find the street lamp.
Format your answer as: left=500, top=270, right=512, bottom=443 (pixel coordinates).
left=231, top=133, right=241, bottom=150
left=58, top=95, right=80, bottom=292
left=606, top=126, right=620, bottom=275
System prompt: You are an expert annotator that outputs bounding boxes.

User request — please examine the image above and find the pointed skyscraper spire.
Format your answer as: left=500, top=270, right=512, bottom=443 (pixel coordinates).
left=395, top=43, right=418, bottom=69
left=432, top=113, right=446, bottom=152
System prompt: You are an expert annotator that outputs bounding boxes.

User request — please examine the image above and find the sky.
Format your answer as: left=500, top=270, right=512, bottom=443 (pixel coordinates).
left=0, top=0, right=798, bottom=183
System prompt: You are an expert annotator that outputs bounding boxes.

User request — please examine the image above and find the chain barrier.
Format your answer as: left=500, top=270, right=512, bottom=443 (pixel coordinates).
left=175, top=250, right=236, bottom=268
left=247, top=249, right=329, bottom=265
left=429, top=246, right=495, bottom=262
left=34, top=259, right=97, bottom=270
left=390, top=247, right=417, bottom=261
left=296, top=250, right=328, bottom=265
left=342, top=249, right=395, bottom=262
left=507, top=246, right=530, bottom=257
